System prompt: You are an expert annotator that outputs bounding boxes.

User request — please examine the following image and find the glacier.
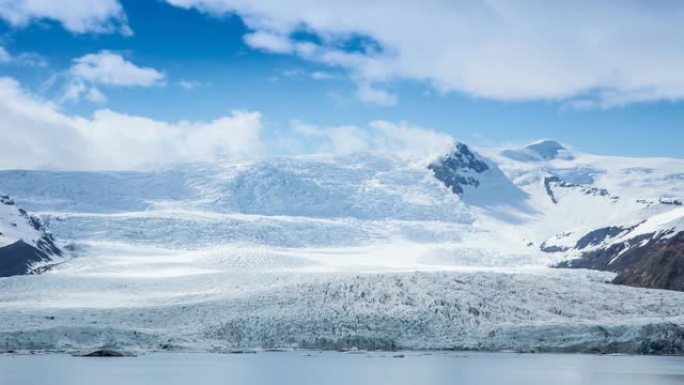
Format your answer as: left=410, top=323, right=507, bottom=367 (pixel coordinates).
left=0, top=142, right=683, bottom=353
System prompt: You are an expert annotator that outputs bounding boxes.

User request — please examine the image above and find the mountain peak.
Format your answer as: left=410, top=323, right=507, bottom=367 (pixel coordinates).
left=502, top=139, right=573, bottom=162
left=428, top=142, right=489, bottom=195
left=443, top=142, right=490, bottom=172
left=428, top=142, right=530, bottom=210
left=524, top=139, right=566, bottom=158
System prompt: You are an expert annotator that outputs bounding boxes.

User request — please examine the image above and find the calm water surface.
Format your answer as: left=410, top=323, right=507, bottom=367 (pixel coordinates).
left=1, top=351, right=683, bottom=385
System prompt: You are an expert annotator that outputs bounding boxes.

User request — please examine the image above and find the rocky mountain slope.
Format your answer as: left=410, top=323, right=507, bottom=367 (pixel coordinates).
left=613, top=232, right=683, bottom=290
left=0, top=194, right=63, bottom=277
left=553, top=207, right=683, bottom=290
left=482, top=140, right=683, bottom=291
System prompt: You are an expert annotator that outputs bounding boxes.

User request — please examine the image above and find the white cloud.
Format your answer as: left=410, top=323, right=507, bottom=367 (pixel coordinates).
left=0, top=77, right=263, bottom=170
left=291, top=121, right=369, bottom=154
left=0, top=47, right=49, bottom=67
left=0, top=0, right=130, bottom=34
left=0, top=76, right=455, bottom=169
left=290, top=119, right=453, bottom=155
left=0, top=46, right=10, bottom=62
left=164, top=0, right=684, bottom=107
left=279, top=69, right=335, bottom=81
left=242, top=29, right=393, bottom=105
left=309, top=71, right=334, bottom=80
left=244, top=31, right=294, bottom=54
left=64, top=51, right=165, bottom=102
left=14, top=52, right=48, bottom=67
left=71, top=51, right=164, bottom=87
left=61, top=78, right=102, bottom=104
left=177, top=80, right=209, bottom=90
left=356, top=82, right=397, bottom=107
left=84, top=85, right=107, bottom=104
left=367, top=120, right=454, bottom=155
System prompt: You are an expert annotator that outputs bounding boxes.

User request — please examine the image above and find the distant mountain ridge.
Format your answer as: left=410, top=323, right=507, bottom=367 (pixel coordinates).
left=0, top=139, right=682, bottom=290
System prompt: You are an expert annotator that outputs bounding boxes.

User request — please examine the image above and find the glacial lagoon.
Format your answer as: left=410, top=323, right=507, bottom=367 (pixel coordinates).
left=1, top=351, right=683, bottom=385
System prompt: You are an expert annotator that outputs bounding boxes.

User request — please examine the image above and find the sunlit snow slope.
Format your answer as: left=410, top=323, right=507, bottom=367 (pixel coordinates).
left=0, top=140, right=683, bottom=353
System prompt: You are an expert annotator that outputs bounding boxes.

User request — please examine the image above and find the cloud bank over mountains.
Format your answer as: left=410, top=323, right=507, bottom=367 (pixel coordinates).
left=0, top=77, right=451, bottom=170
left=0, top=77, right=263, bottom=169
left=1, top=1, right=683, bottom=169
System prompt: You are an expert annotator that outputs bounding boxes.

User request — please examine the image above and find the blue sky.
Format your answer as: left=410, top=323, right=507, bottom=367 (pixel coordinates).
left=0, top=0, right=682, bottom=169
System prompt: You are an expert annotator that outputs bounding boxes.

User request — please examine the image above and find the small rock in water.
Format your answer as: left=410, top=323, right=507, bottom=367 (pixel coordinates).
left=74, top=349, right=131, bottom=357
left=227, top=350, right=257, bottom=354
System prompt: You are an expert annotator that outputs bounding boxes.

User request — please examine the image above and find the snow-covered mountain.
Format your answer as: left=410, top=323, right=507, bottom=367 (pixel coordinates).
left=553, top=207, right=684, bottom=290
left=0, top=139, right=682, bottom=353
left=502, top=139, right=575, bottom=162
left=0, top=140, right=681, bottom=286
left=0, top=194, right=62, bottom=277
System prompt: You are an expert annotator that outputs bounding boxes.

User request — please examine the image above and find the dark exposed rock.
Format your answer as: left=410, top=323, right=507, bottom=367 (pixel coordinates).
left=1, top=193, right=63, bottom=278
left=556, top=231, right=684, bottom=291
left=660, top=198, right=682, bottom=206
left=637, top=198, right=683, bottom=207
left=0, top=195, right=14, bottom=205
left=613, top=232, right=684, bottom=291
left=543, top=176, right=612, bottom=205
left=428, top=143, right=489, bottom=195
left=574, top=226, right=629, bottom=250
left=35, top=236, right=62, bottom=257
left=539, top=243, right=569, bottom=253
left=74, top=349, right=133, bottom=357
left=227, top=349, right=257, bottom=354
left=543, top=176, right=560, bottom=204
left=0, top=240, right=53, bottom=278
left=27, top=215, right=42, bottom=231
